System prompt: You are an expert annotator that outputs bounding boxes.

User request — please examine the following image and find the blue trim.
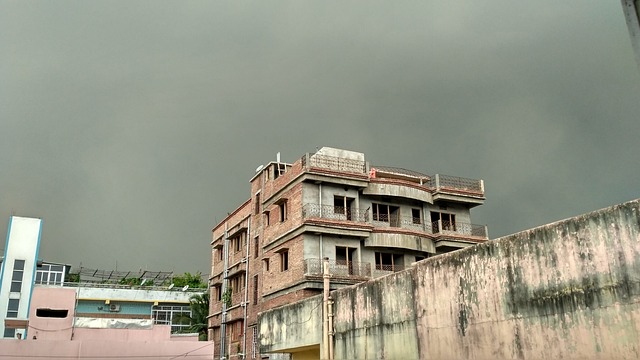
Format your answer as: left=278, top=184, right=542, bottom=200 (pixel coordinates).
left=0, top=217, right=14, bottom=293
left=24, top=218, right=43, bottom=338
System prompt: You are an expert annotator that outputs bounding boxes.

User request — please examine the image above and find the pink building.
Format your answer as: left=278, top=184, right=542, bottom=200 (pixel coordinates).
left=1, top=286, right=213, bottom=359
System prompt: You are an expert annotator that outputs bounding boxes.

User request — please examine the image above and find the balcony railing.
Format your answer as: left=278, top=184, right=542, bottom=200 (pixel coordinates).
left=302, top=153, right=367, bottom=175
left=431, top=220, right=487, bottom=238
left=432, top=174, right=483, bottom=193
left=372, top=214, right=432, bottom=233
left=302, top=204, right=370, bottom=222
left=304, top=258, right=372, bottom=278
left=301, top=203, right=487, bottom=239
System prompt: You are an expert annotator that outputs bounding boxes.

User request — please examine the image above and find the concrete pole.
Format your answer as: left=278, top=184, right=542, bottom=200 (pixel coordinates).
left=322, top=257, right=330, bottom=360
left=328, top=295, right=335, bottom=360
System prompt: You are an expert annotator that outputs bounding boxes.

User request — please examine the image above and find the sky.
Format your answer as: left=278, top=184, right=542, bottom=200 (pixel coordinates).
left=1, top=1, right=639, bottom=275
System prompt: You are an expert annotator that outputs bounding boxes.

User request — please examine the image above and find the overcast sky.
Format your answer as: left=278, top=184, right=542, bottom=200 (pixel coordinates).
left=1, top=1, right=639, bottom=275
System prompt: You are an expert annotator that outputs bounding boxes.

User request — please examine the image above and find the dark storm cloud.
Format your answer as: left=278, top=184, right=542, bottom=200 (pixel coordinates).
left=1, top=1, right=639, bottom=273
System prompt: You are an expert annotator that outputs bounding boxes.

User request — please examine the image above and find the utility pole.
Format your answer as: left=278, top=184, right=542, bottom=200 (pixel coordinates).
left=322, top=257, right=333, bottom=360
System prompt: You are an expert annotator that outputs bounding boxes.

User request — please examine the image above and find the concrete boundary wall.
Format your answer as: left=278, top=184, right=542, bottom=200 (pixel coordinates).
left=259, top=199, right=640, bottom=359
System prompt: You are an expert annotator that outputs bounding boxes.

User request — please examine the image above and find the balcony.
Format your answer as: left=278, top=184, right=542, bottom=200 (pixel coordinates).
left=370, top=167, right=484, bottom=204
left=303, top=258, right=372, bottom=279
left=302, top=204, right=370, bottom=223
left=431, top=220, right=488, bottom=239
left=301, top=203, right=487, bottom=241
left=372, top=263, right=406, bottom=278
left=372, top=214, right=432, bottom=233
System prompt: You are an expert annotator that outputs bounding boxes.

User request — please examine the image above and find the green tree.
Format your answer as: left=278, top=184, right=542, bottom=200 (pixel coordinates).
left=171, top=272, right=207, bottom=288
left=175, top=292, right=210, bottom=341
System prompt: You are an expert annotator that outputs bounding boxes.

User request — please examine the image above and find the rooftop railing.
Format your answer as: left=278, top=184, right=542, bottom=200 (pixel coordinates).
left=62, top=282, right=207, bottom=292
left=302, top=203, right=370, bottom=222
left=432, top=174, right=483, bottom=193
left=302, top=153, right=367, bottom=175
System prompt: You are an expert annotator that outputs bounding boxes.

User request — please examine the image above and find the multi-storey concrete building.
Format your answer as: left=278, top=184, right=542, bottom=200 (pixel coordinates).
left=209, top=147, right=488, bottom=359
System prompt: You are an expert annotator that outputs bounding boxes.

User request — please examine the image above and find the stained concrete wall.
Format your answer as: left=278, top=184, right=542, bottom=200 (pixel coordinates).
left=260, top=295, right=323, bottom=354
left=414, top=199, right=640, bottom=359
left=259, top=199, right=640, bottom=359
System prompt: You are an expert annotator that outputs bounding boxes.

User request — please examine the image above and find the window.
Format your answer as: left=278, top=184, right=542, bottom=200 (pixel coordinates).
left=431, top=211, right=456, bottom=232
left=4, top=328, right=16, bottom=338
left=36, top=309, right=68, bottom=318
left=11, top=260, right=25, bottom=293
left=372, top=203, right=400, bottom=226
left=375, top=252, right=403, bottom=272
left=412, top=209, right=421, bottom=224
left=7, top=299, right=19, bottom=318
left=264, top=211, right=270, bottom=226
left=213, top=285, right=222, bottom=301
left=218, top=247, right=224, bottom=261
left=280, top=251, right=289, bottom=271
left=231, top=232, right=246, bottom=253
left=231, top=273, right=246, bottom=294
left=273, top=163, right=286, bottom=179
left=152, top=304, right=192, bottom=334
left=333, top=196, right=355, bottom=220
left=35, top=264, right=65, bottom=285
left=231, top=320, right=244, bottom=341
left=263, top=258, right=270, bottom=272
left=279, top=201, right=288, bottom=222
left=336, top=246, right=357, bottom=275
left=251, top=327, right=258, bottom=359
left=253, top=275, right=259, bottom=305
left=254, top=237, right=260, bottom=258
left=415, top=256, right=425, bottom=262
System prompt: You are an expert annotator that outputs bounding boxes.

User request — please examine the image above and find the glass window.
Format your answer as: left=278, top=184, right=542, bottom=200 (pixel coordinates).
left=152, top=304, right=192, bottom=334
left=4, top=328, right=16, bottom=338
left=7, top=299, right=19, bottom=318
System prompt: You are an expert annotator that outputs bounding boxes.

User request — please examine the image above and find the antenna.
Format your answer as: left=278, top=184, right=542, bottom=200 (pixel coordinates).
left=182, top=285, right=189, bottom=292
left=168, top=283, right=175, bottom=290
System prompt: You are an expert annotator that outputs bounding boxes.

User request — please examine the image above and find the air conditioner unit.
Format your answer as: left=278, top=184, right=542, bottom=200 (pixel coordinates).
left=109, top=304, right=120, bottom=312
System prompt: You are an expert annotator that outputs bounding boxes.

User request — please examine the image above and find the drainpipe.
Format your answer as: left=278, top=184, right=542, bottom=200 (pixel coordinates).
left=319, top=183, right=322, bottom=217
left=322, top=257, right=330, bottom=360
left=241, top=218, right=251, bottom=359
left=220, top=222, right=230, bottom=359
left=328, top=295, right=335, bottom=360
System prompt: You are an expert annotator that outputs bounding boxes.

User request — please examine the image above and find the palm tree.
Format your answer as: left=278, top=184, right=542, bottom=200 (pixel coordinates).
left=175, top=292, right=210, bottom=340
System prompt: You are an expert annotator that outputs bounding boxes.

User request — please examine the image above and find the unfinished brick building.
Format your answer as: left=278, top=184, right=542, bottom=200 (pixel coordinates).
left=209, top=147, right=488, bottom=359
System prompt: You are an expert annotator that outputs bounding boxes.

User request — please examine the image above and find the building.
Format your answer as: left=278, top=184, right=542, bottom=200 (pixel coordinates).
left=209, top=147, right=488, bottom=359
left=0, top=216, right=43, bottom=339
left=0, top=215, right=213, bottom=359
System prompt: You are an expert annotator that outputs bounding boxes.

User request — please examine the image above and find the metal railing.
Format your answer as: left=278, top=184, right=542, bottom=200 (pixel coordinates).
left=372, top=214, right=432, bottom=232
left=303, top=258, right=372, bottom=278
left=302, top=153, right=367, bottom=174
left=302, top=204, right=369, bottom=222
left=62, top=282, right=207, bottom=292
left=431, top=220, right=487, bottom=238
left=374, top=263, right=405, bottom=272
left=433, top=174, right=483, bottom=193
left=301, top=203, right=486, bottom=238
